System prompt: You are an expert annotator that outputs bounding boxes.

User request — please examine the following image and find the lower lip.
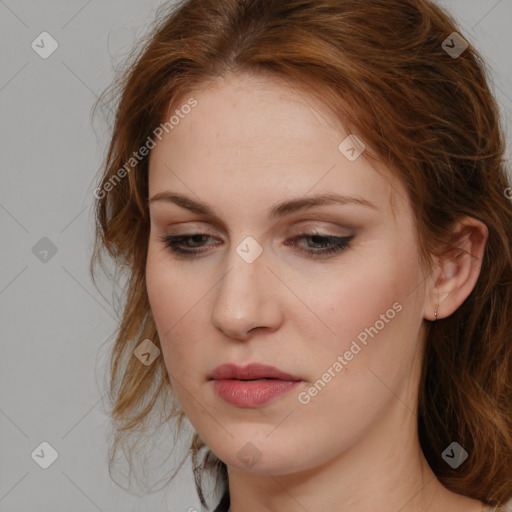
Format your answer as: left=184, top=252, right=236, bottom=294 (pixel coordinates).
left=212, top=379, right=301, bottom=408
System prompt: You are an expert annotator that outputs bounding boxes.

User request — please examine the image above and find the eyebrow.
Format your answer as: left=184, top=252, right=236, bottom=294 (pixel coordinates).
left=148, top=191, right=378, bottom=218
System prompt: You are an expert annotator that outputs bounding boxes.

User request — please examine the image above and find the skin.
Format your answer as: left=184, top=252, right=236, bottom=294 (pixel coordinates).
left=145, top=72, right=489, bottom=512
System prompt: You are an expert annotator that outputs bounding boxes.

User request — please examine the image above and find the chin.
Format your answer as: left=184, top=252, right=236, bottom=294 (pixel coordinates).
left=208, top=433, right=314, bottom=475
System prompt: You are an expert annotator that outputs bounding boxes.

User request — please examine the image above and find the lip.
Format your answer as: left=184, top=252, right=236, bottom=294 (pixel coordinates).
left=209, top=363, right=302, bottom=381
left=209, top=363, right=303, bottom=408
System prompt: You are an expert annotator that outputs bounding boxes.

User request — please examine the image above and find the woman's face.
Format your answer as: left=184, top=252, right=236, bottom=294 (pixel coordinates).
left=146, top=72, right=430, bottom=475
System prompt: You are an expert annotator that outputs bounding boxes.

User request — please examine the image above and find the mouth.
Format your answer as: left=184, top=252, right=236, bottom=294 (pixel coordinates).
left=230, top=378, right=281, bottom=381
left=208, top=363, right=303, bottom=408
left=208, top=362, right=302, bottom=381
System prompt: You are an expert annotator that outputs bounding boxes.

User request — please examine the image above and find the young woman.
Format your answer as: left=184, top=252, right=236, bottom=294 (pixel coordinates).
left=91, top=0, right=512, bottom=511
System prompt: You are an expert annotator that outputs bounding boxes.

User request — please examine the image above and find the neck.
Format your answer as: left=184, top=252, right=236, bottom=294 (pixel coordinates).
left=225, top=397, right=484, bottom=512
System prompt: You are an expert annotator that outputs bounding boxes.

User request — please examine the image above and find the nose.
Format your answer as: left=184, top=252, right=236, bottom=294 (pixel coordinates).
left=210, top=246, right=283, bottom=341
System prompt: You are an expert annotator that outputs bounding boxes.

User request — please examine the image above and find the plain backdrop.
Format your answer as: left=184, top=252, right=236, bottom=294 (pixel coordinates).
left=1, top=1, right=511, bottom=511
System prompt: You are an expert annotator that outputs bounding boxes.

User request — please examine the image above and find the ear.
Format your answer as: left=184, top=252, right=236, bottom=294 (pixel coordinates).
left=424, top=217, right=489, bottom=321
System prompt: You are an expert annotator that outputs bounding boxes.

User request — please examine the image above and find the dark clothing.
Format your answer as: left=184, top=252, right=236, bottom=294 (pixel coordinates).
left=213, top=489, right=230, bottom=512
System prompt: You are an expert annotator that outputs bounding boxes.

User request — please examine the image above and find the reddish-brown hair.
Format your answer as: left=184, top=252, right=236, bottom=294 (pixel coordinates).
left=91, top=0, right=512, bottom=508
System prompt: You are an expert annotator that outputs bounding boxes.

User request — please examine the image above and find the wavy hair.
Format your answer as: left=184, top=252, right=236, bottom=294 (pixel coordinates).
left=90, top=0, right=512, bottom=508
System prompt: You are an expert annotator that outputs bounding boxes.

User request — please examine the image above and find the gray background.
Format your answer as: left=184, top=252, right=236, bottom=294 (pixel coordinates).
left=1, top=1, right=511, bottom=511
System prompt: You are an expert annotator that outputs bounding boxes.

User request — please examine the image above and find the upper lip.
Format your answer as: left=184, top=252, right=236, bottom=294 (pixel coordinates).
left=209, top=363, right=302, bottom=381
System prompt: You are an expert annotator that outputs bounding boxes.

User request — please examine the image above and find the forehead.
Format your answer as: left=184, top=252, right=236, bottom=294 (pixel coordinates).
left=187, top=73, right=343, bottom=144
left=148, top=72, right=406, bottom=222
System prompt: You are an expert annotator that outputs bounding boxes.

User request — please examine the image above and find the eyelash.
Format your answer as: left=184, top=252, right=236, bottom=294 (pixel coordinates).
left=158, top=230, right=354, bottom=259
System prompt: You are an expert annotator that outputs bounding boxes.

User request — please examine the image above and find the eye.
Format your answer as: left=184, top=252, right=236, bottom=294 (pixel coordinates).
left=158, top=232, right=218, bottom=256
left=286, top=232, right=354, bottom=258
left=158, top=230, right=354, bottom=259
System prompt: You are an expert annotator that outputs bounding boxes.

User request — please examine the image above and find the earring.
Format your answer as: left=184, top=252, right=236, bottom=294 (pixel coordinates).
left=434, top=304, right=439, bottom=321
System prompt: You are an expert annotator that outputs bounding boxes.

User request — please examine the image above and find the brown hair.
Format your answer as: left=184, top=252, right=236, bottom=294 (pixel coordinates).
left=90, top=0, right=512, bottom=508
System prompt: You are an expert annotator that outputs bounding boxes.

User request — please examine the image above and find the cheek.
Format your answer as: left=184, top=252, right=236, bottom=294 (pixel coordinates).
left=146, top=251, right=195, bottom=373
left=292, top=251, right=423, bottom=438
left=146, top=252, right=175, bottom=332
left=312, top=245, right=421, bottom=363
left=145, top=241, right=199, bottom=327
left=145, top=247, right=219, bottom=391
